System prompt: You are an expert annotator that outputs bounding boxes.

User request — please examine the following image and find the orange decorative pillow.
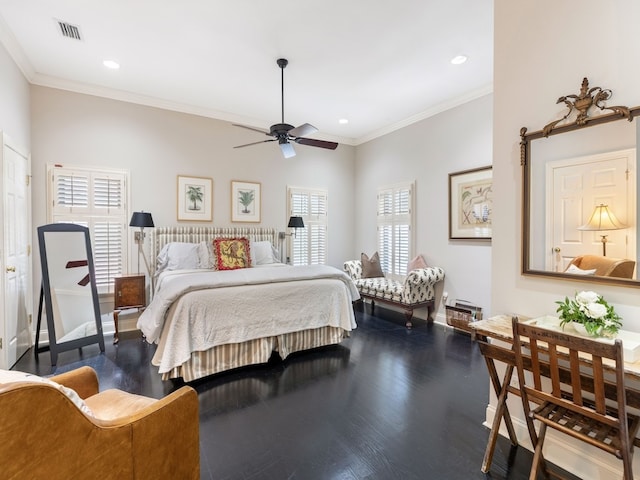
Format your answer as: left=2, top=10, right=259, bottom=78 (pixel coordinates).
left=213, top=237, right=251, bottom=270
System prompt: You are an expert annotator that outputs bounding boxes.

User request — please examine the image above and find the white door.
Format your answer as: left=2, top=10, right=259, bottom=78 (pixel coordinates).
left=546, top=148, right=636, bottom=272
left=1, top=133, right=32, bottom=369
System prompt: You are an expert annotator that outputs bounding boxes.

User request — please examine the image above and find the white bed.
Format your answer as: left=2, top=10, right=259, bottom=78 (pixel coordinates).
left=137, top=227, right=359, bottom=382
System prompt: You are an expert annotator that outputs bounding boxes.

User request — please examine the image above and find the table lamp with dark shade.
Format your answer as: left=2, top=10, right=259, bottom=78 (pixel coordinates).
left=287, top=216, right=304, bottom=229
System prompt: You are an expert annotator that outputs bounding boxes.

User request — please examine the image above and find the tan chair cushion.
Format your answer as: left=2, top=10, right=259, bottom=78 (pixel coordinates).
left=85, top=389, right=158, bottom=421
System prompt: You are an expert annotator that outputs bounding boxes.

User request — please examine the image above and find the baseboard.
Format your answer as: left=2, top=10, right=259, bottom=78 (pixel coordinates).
left=434, top=311, right=447, bottom=326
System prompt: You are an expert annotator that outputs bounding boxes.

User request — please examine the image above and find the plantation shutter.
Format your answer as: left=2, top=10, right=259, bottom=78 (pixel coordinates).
left=56, top=173, right=89, bottom=209
left=377, top=182, right=413, bottom=280
left=288, top=187, right=328, bottom=266
left=49, top=166, right=128, bottom=292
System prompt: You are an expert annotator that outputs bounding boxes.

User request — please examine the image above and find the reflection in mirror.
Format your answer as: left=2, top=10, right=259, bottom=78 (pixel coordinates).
left=521, top=82, right=640, bottom=286
left=37, top=223, right=105, bottom=365
left=529, top=121, right=637, bottom=276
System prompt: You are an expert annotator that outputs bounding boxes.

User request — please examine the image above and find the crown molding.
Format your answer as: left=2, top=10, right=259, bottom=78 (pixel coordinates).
left=30, top=72, right=492, bottom=148
left=354, top=83, right=494, bottom=145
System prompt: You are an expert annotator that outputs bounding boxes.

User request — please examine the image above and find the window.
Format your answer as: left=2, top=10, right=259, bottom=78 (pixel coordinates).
left=47, top=164, right=129, bottom=293
left=287, top=187, right=328, bottom=265
left=377, top=182, right=414, bottom=280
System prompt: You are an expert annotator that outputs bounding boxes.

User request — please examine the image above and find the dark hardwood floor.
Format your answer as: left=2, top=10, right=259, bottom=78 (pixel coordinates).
left=13, top=304, right=580, bottom=480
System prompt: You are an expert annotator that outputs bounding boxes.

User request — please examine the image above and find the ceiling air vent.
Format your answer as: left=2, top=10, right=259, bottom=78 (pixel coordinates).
left=56, top=20, right=82, bottom=41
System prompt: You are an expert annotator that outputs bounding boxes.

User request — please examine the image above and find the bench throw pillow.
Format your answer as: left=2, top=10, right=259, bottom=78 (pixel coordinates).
left=407, top=254, right=428, bottom=272
left=361, top=252, right=384, bottom=278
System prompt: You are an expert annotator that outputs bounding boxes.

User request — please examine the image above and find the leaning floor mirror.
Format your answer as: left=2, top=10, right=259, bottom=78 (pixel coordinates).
left=37, top=223, right=105, bottom=365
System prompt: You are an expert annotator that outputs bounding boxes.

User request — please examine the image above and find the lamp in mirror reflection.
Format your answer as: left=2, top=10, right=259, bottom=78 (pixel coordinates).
left=578, top=204, right=627, bottom=256
left=129, top=211, right=154, bottom=273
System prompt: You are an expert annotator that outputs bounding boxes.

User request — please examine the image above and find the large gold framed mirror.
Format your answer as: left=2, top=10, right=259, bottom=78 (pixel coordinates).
left=36, top=223, right=105, bottom=365
left=521, top=78, right=640, bottom=287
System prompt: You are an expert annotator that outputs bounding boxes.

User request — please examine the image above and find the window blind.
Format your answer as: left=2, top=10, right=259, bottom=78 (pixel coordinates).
left=377, top=182, right=414, bottom=279
left=288, top=187, right=328, bottom=266
left=49, top=165, right=128, bottom=292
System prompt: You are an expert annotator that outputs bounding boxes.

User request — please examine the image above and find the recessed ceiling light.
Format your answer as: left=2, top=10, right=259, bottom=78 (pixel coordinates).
left=450, top=55, right=468, bottom=65
left=338, top=118, right=349, bottom=124
left=103, top=60, right=120, bottom=69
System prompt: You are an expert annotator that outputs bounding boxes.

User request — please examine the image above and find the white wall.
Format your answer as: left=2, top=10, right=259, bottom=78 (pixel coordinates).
left=0, top=41, right=29, bottom=150
left=494, top=0, right=640, bottom=327
left=30, top=85, right=356, bottom=266
left=355, top=94, right=493, bottom=320
left=493, top=1, right=640, bottom=477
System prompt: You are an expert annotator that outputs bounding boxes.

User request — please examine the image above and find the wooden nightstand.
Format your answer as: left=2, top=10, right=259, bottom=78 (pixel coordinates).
left=113, top=274, right=146, bottom=344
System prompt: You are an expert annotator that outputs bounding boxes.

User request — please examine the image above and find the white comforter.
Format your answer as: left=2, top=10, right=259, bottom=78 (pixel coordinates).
left=137, top=264, right=360, bottom=345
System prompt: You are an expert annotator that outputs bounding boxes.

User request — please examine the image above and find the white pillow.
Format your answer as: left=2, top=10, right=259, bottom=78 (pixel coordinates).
left=251, top=241, right=277, bottom=265
left=0, top=369, right=94, bottom=416
left=271, top=245, right=281, bottom=263
left=196, top=241, right=216, bottom=269
left=566, top=264, right=597, bottom=275
left=156, top=242, right=200, bottom=274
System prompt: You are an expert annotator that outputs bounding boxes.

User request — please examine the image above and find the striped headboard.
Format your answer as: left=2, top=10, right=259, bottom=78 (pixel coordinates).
left=150, top=226, right=280, bottom=269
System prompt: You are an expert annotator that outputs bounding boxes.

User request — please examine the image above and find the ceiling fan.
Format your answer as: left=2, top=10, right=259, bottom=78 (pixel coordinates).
left=233, top=58, right=339, bottom=158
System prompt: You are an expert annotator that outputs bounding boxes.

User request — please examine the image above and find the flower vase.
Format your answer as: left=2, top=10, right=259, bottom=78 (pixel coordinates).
left=570, top=322, right=602, bottom=337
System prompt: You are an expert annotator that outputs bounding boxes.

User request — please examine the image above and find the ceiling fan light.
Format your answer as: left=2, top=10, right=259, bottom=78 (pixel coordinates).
left=279, top=140, right=296, bottom=158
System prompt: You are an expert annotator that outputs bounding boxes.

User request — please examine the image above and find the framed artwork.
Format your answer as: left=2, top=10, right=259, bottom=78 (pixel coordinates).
left=448, top=166, right=492, bottom=240
left=231, top=180, right=261, bottom=223
left=177, top=175, right=213, bottom=222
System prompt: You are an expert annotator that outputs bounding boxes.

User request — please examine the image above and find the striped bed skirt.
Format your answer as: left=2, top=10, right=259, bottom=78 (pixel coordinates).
left=161, top=326, right=349, bottom=382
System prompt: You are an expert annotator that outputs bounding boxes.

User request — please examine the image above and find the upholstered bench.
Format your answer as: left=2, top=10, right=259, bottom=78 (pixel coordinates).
left=343, top=259, right=445, bottom=328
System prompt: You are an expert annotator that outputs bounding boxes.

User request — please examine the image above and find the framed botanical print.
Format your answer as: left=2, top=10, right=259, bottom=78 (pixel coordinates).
left=448, top=166, right=492, bottom=240
left=177, top=175, right=213, bottom=222
left=231, top=180, right=261, bottom=223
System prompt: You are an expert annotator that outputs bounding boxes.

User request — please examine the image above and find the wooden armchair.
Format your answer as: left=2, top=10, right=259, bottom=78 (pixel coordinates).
left=0, top=366, right=199, bottom=479
left=512, top=318, right=640, bottom=480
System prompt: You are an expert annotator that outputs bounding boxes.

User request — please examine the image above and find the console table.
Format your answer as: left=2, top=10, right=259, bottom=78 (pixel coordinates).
left=470, top=314, right=640, bottom=473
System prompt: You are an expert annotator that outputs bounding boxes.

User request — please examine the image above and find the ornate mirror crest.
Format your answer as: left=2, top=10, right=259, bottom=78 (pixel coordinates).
left=542, top=77, right=632, bottom=135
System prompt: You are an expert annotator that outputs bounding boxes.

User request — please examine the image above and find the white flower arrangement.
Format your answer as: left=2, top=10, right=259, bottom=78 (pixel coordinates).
left=556, top=290, right=622, bottom=337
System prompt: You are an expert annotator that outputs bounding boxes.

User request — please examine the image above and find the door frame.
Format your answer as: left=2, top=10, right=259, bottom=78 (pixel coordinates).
left=1, top=132, right=32, bottom=369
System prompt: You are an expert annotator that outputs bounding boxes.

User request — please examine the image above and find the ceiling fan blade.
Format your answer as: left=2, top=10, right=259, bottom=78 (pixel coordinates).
left=233, top=124, right=270, bottom=135
left=280, top=141, right=296, bottom=158
left=294, top=137, right=339, bottom=150
left=234, top=139, right=277, bottom=149
left=288, top=123, right=318, bottom=138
